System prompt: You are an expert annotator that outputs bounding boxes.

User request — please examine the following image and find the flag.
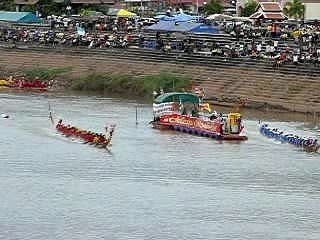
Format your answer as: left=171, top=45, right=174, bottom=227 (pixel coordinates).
left=199, top=103, right=211, bottom=113
left=239, top=123, right=245, bottom=136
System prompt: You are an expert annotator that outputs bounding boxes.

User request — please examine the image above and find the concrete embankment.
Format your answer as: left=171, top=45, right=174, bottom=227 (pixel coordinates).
left=0, top=46, right=319, bottom=113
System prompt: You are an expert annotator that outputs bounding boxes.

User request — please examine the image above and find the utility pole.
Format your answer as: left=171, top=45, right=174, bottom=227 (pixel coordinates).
left=196, top=0, right=199, bottom=15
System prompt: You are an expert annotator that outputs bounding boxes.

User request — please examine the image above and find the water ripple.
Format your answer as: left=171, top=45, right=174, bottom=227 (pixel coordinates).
left=1, top=92, right=320, bottom=240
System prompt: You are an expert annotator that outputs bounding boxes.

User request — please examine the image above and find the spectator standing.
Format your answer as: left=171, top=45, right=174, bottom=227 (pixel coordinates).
left=247, top=42, right=252, bottom=54
left=265, top=43, right=270, bottom=57
left=273, top=40, right=278, bottom=51
left=257, top=43, right=262, bottom=54
left=293, top=54, right=299, bottom=65
left=271, top=23, right=276, bottom=38
left=270, top=45, right=275, bottom=57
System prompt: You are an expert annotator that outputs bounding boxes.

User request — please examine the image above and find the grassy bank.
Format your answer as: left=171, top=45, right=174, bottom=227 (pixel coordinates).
left=71, top=73, right=192, bottom=97
left=22, top=67, right=72, bottom=81
left=16, top=67, right=192, bottom=98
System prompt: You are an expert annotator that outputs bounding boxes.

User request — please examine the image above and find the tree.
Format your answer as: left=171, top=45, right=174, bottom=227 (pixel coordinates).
left=80, top=8, right=90, bottom=17
left=204, top=0, right=224, bottom=15
left=0, top=0, right=15, bottom=11
left=20, top=0, right=61, bottom=17
left=37, top=0, right=60, bottom=16
left=284, top=0, right=305, bottom=19
left=241, top=0, right=258, bottom=17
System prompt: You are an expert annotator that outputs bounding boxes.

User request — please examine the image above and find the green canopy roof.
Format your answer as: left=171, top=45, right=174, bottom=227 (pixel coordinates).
left=154, top=92, right=200, bottom=104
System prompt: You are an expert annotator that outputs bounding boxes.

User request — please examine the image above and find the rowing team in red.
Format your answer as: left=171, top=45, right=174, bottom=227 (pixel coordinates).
left=15, top=79, right=48, bottom=89
left=56, top=119, right=115, bottom=148
left=0, top=78, right=48, bottom=89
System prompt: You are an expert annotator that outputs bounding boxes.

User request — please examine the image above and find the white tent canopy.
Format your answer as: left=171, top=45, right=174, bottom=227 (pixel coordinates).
left=207, top=14, right=233, bottom=21
left=207, top=14, right=251, bottom=22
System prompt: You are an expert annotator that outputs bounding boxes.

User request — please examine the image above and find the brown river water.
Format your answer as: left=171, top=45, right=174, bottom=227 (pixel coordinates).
left=0, top=92, right=320, bottom=240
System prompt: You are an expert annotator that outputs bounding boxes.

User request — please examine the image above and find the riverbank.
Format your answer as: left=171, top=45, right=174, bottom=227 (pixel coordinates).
left=2, top=67, right=191, bottom=99
left=1, top=46, right=319, bottom=113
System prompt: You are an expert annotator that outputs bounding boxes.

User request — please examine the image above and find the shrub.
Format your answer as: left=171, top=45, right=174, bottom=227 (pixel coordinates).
left=71, top=72, right=192, bottom=98
left=23, top=67, right=71, bottom=81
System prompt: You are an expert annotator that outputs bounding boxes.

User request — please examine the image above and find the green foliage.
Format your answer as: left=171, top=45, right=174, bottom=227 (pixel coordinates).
left=71, top=73, right=192, bottom=97
left=0, top=0, right=15, bottom=11
left=204, top=0, right=224, bottom=15
left=241, top=0, right=258, bottom=17
left=284, top=0, right=305, bottom=19
left=37, top=0, right=61, bottom=17
left=141, top=73, right=191, bottom=93
left=23, top=67, right=71, bottom=81
left=80, top=8, right=90, bottom=17
left=20, top=0, right=61, bottom=17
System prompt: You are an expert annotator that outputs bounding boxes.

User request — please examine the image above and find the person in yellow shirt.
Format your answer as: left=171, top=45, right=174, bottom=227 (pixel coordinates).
left=93, top=135, right=100, bottom=144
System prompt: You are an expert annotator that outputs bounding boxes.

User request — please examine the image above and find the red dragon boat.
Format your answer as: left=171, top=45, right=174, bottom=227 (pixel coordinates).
left=55, top=119, right=115, bottom=149
left=151, top=92, right=247, bottom=141
left=0, top=77, right=48, bottom=91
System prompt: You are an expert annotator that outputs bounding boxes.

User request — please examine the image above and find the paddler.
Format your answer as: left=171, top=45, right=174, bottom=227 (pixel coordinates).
left=83, top=131, right=92, bottom=143
left=87, top=132, right=95, bottom=143
left=82, top=131, right=90, bottom=142
left=98, top=134, right=106, bottom=145
left=64, top=125, right=72, bottom=136
left=79, top=130, right=86, bottom=141
left=93, top=134, right=100, bottom=144
left=57, top=119, right=62, bottom=126
left=73, top=127, right=81, bottom=137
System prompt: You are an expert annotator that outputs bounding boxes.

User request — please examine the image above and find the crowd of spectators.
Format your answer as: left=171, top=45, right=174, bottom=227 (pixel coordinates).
left=0, top=15, right=319, bottom=67
left=221, top=21, right=320, bottom=66
left=0, top=15, right=142, bottom=49
left=147, top=20, right=320, bottom=67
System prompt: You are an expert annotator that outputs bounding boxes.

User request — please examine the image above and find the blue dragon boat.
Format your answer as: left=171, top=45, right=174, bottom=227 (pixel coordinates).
left=259, top=123, right=320, bottom=153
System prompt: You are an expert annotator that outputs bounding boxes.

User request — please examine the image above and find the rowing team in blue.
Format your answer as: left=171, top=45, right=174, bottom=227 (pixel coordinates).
left=260, top=123, right=320, bottom=153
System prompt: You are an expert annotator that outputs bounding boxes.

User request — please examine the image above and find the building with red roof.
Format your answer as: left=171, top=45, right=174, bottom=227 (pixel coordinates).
left=249, top=2, right=287, bottom=20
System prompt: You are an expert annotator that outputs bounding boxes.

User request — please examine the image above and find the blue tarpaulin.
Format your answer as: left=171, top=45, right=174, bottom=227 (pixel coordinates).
left=160, top=13, right=197, bottom=22
left=147, top=21, right=218, bottom=34
left=147, top=21, right=176, bottom=31
left=0, top=11, right=41, bottom=23
left=190, top=24, right=218, bottom=34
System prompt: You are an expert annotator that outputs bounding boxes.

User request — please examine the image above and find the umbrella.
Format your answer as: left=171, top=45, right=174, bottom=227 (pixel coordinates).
left=117, top=9, right=137, bottom=18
